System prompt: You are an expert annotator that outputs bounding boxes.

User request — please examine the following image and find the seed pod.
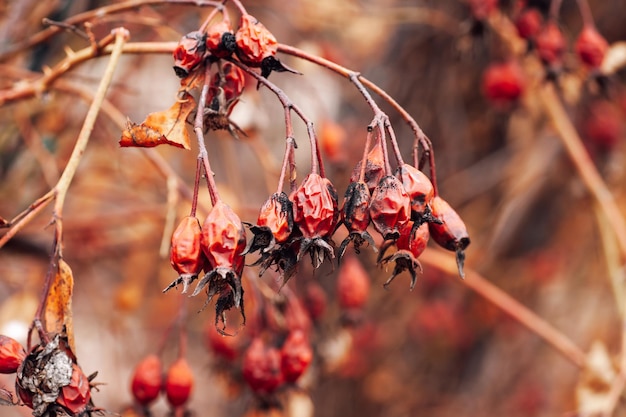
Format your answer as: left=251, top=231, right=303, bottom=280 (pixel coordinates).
left=481, top=61, right=526, bottom=105
left=575, top=26, right=608, bottom=69
left=379, top=221, right=429, bottom=289
left=369, top=175, right=411, bottom=241
left=280, top=330, right=313, bottom=383
left=350, top=141, right=386, bottom=194
left=165, top=358, right=194, bottom=408
left=428, top=196, right=470, bottom=278
left=235, top=14, right=278, bottom=66
left=337, top=255, right=370, bottom=310
left=293, top=173, right=338, bottom=240
left=56, top=363, right=91, bottom=415
left=130, top=354, right=162, bottom=406
left=515, top=8, right=543, bottom=40
left=536, top=22, right=566, bottom=69
left=173, top=31, right=207, bottom=78
left=0, top=335, right=26, bottom=374
left=206, top=20, right=236, bottom=59
left=207, top=62, right=246, bottom=114
left=242, top=338, right=283, bottom=394
left=395, top=163, right=434, bottom=218
left=166, top=216, right=207, bottom=293
left=200, top=201, right=246, bottom=271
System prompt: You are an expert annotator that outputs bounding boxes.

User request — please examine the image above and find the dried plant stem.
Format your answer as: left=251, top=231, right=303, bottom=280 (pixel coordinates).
left=421, top=249, right=587, bottom=368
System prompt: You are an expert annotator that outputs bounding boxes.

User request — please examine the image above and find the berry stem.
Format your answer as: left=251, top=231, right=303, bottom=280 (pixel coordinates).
left=277, top=135, right=297, bottom=193
left=549, top=0, right=563, bottom=21
left=358, top=128, right=374, bottom=183
left=190, top=157, right=203, bottom=217
left=195, top=64, right=222, bottom=206
left=199, top=2, right=225, bottom=32
left=227, top=0, right=248, bottom=15
left=575, top=0, right=595, bottom=28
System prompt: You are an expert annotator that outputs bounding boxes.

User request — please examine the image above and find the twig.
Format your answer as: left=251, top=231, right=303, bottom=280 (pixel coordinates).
left=420, top=249, right=588, bottom=368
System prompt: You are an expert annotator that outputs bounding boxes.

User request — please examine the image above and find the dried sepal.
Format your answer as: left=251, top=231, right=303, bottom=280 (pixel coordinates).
left=378, top=222, right=429, bottom=290
left=120, top=93, right=196, bottom=150
left=338, top=181, right=376, bottom=261
left=244, top=192, right=294, bottom=256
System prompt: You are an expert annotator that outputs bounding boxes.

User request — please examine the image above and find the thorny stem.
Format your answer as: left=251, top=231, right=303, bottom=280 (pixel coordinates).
left=195, top=64, right=221, bottom=205
left=420, top=249, right=588, bottom=368
left=232, top=59, right=324, bottom=176
left=576, top=0, right=595, bottom=27
left=0, top=0, right=222, bottom=60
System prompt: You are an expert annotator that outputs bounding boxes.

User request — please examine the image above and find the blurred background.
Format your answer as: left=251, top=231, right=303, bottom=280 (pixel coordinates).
left=2, top=0, right=626, bottom=416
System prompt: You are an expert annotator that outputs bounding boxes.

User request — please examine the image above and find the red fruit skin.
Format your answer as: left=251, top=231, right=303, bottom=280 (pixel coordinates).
left=515, top=8, right=543, bottom=40
left=242, top=338, right=284, bottom=394
left=257, top=193, right=292, bottom=243
left=575, top=26, right=609, bottom=69
left=396, top=222, right=430, bottom=259
left=396, top=164, right=434, bottom=216
left=350, top=142, right=386, bottom=194
left=303, top=281, right=327, bottom=322
left=369, top=175, right=411, bottom=240
left=280, top=330, right=313, bottom=383
left=201, top=201, right=246, bottom=270
left=165, top=358, right=194, bottom=408
left=583, top=101, right=623, bottom=150
left=56, top=364, right=91, bottom=414
left=535, top=22, right=566, bottom=67
left=341, top=181, right=371, bottom=233
left=468, top=0, right=499, bottom=21
left=206, top=21, right=235, bottom=58
left=173, top=31, right=206, bottom=77
left=235, top=14, right=278, bottom=66
left=337, top=256, right=370, bottom=310
left=482, top=61, right=526, bottom=105
left=0, top=335, right=26, bottom=374
left=428, top=196, right=470, bottom=252
left=170, top=216, right=206, bottom=276
left=292, top=173, right=338, bottom=239
left=131, top=355, right=162, bottom=406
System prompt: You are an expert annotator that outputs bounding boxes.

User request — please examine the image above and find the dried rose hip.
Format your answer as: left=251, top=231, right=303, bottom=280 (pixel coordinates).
left=242, top=338, right=283, bottom=395
left=193, top=201, right=247, bottom=331
left=245, top=192, right=294, bottom=255
left=292, top=173, right=338, bottom=269
left=536, top=22, right=566, bottom=70
left=429, top=196, right=471, bottom=278
left=206, top=20, right=236, bottom=59
left=165, top=216, right=207, bottom=293
left=575, top=26, right=608, bottom=69
left=583, top=100, right=623, bottom=151
left=56, top=363, right=91, bottom=415
left=280, top=330, right=313, bottom=383
left=338, top=181, right=376, bottom=260
left=207, top=62, right=246, bottom=114
left=164, top=358, right=194, bottom=408
left=337, top=255, right=370, bottom=310
left=515, top=8, right=543, bottom=40
left=131, top=354, right=162, bottom=406
left=379, top=221, right=429, bottom=289
left=395, top=163, right=434, bottom=220
left=369, top=175, right=411, bottom=241
left=350, top=141, right=386, bottom=194
left=481, top=61, right=526, bottom=105
left=0, top=335, right=26, bottom=374
left=173, top=31, right=207, bottom=78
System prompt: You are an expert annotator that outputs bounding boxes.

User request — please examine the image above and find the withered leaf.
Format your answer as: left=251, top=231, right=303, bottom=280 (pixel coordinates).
left=119, top=93, right=196, bottom=150
left=44, top=259, right=76, bottom=356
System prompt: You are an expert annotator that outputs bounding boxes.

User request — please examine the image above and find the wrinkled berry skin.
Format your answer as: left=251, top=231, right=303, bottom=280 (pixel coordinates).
left=165, top=358, right=194, bottom=408
left=293, top=173, right=338, bottom=239
left=242, top=338, right=283, bottom=395
left=0, top=335, right=26, bottom=374
left=429, top=196, right=471, bottom=278
left=206, top=21, right=236, bottom=59
left=166, top=216, right=207, bottom=293
left=350, top=142, right=386, bottom=194
left=131, top=354, right=162, bottom=406
left=257, top=192, right=294, bottom=244
left=536, top=22, right=566, bottom=68
left=575, top=26, right=608, bottom=69
left=395, top=163, right=434, bottom=217
left=56, top=363, right=91, bottom=415
left=280, top=330, right=313, bottom=383
left=235, top=14, right=278, bottom=66
left=201, top=201, right=246, bottom=271
left=369, top=175, right=411, bottom=241
left=341, top=181, right=371, bottom=234
left=173, top=31, right=207, bottom=78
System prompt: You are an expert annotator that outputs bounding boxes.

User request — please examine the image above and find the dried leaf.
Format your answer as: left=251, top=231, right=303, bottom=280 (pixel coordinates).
left=44, top=259, right=75, bottom=355
left=119, top=94, right=196, bottom=150
left=576, top=341, right=616, bottom=415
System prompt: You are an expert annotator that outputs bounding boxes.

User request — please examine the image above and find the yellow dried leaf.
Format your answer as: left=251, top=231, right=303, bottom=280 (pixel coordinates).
left=44, top=259, right=76, bottom=354
left=119, top=94, right=196, bottom=150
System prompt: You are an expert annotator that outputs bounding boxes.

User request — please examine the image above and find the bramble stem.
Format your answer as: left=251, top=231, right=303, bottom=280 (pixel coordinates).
left=195, top=64, right=221, bottom=205
left=421, top=249, right=587, bottom=368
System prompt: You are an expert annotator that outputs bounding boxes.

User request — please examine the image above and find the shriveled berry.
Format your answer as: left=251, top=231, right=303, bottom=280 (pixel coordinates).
left=536, top=22, right=566, bottom=68
left=235, top=14, right=278, bottom=66
left=207, top=62, right=246, bottom=114
left=0, top=335, right=26, bottom=374
left=165, top=358, right=194, bottom=408
left=369, top=175, right=411, bottom=241
left=395, top=163, right=434, bottom=218
left=515, top=8, right=543, bottom=40
left=166, top=216, right=207, bottom=293
left=56, top=363, right=91, bottom=415
left=173, top=31, right=207, bottom=78
left=280, top=330, right=313, bottom=383
left=429, top=196, right=471, bottom=278
left=206, top=20, right=236, bottom=59
left=575, top=26, right=609, bottom=69
left=379, top=221, right=429, bottom=289
left=482, top=61, right=526, bottom=105
left=242, top=338, right=283, bottom=394
left=350, top=141, right=386, bottom=194
left=337, top=255, right=370, bottom=310
left=338, top=181, right=376, bottom=260
left=130, top=354, right=162, bottom=406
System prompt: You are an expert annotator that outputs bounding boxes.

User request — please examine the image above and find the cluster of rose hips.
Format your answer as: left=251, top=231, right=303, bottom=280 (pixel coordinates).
left=130, top=354, right=194, bottom=413
left=0, top=334, right=93, bottom=417
left=156, top=4, right=471, bottom=338
left=480, top=0, right=611, bottom=106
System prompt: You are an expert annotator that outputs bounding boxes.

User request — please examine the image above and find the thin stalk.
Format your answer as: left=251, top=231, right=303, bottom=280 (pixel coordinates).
left=576, top=0, right=595, bottom=27
left=358, top=128, right=374, bottom=183
left=549, top=0, right=563, bottom=21
left=190, top=157, right=203, bottom=217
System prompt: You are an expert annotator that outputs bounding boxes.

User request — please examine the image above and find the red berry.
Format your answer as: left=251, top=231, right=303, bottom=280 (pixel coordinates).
left=173, top=31, right=206, bottom=78
left=369, top=175, right=411, bottom=241
left=167, top=216, right=207, bottom=293
left=130, top=354, right=162, bottom=406
left=575, top=26, right=609, bottom=69
left=535, top=22, right=566, bottom=67
left=337, top=255, right=370, bottom=310
left=482, top=61, right=526, bottom=105
left=280, top=330, right=313, bottom=383
left=242, top=338, right=283, bottom=394
left=583, top=100, right=623, bottom=150
left=292, top=173, right=338, bottom=240
left=56, top=364, right=91, bottom=415
left=350, top=141, right=386, bottom=194
left=206, top=20, right=236, bottom=58
left=201, top=201, right=246, bottom=270
left=429, top=196, right=471, bottom=278
left=235, top=14, right=278, bottom=66
left=515, top=8, right=543, bottom=40
left=395, top=163, right=434, bottom=217
left=0, top=335, right=26, bottom=374
left=303, top=281, right=327, bottom=322
left=164, top=358, right=194, bottom=408
left=257, top=192, right=294, bottom=244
